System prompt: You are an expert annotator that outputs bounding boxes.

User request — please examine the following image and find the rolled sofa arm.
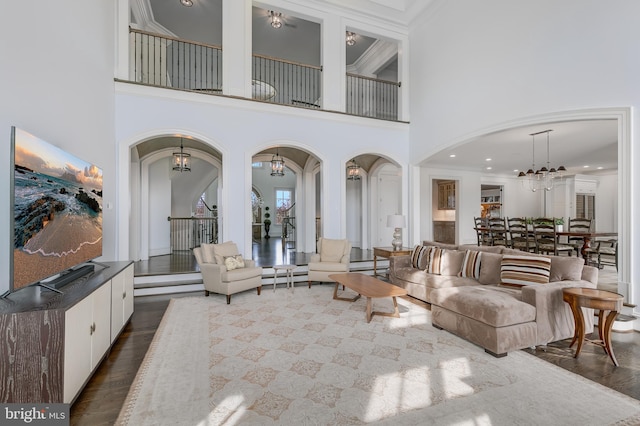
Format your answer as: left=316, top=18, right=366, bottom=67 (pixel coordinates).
left=199, top=263, right=225, bottom=291
left=521, top=280, right=597, bottom=345
left=389, top=255, right=411, bottom=270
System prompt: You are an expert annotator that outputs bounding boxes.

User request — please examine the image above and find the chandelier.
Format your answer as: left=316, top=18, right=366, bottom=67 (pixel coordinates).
left=346, top=31, right=357, bottom=46
left=517, top=129, right=565, bottom=192
left=180, top=0, right=193, bottom=6
left=172, top=138, right=191, bottom=172
left=346, top=158, right=361, bottom=180
left=270, top=149, right=285, bottom=177
left=269, top=11, right=282, bottom=29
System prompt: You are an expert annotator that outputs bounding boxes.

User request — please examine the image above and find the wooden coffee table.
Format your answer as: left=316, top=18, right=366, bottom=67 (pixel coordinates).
left=329, top=273, right=408, bottom=323
left=562, top=287, right=624, bottom=366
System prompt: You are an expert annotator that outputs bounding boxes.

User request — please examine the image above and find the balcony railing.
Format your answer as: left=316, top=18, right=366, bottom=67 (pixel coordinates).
left=130, top=28, right=222, bottom=93
left=252, top=54, right=322, bottom=109
left=128, top=28, right=400, bottom=120
left=346, top=73, right=400, bottom=121
left=168, top=216, right=218, bottom=252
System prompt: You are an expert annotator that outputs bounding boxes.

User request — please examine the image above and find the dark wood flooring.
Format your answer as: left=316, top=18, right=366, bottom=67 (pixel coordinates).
left=71, top=241, right=640, bottom=424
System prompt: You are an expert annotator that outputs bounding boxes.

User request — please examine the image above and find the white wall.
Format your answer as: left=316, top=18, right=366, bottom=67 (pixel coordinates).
left=596, top=173, right=618, bottom=232
left=0, top=1, right=116, bottom=294
left=410, top=0, right=640, bottom=311
left=115, top=88, right=410, bottom=257
left=346, top=179, right=363, bottom=248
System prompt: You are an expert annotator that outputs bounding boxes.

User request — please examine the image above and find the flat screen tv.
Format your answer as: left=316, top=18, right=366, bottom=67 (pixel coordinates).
left=10, top=127, right=103, bottom=292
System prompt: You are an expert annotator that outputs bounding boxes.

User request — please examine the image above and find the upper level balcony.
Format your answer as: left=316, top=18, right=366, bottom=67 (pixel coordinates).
left=124, top=3, right=406, bottom=122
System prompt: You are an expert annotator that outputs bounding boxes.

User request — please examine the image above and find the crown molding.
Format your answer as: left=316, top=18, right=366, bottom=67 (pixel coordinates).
left=347, top=39, right=397, bottom=76
left=130, top=0, right=176, bottom=37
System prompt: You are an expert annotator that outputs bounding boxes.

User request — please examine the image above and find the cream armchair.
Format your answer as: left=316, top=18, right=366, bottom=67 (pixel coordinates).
left=307, top=238, right=351, bottom=287
left=193, top=241, right=263, bottom=304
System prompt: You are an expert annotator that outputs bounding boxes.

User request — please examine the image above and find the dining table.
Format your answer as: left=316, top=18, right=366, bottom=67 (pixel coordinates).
left=555, top=231, right=618, bottom=258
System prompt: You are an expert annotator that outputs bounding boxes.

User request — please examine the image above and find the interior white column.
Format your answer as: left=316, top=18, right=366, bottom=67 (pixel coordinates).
left=115, top=0, right=129, bottom=80
left=321, top=15, right=345, bottom=112
left=323, top=159, right=344, bottom=238
left=222, top=0, right=252, bottom=98
left=397, top=36, right=410, bottom=121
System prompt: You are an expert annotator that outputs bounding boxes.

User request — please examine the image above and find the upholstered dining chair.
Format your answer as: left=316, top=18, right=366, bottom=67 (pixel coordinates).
left=193, top=241, right=263, bottom=304
left=507, top=217, right=535, bottom=252
left=307, top=237, right=351, bottom=287
left=567, top=217, right=593, bottom=256
left=488, top=217, right=508, bottom=246
left=474, top=217, right=491, bottom=246
left=585, top=239, right=618, bottom=271
left=532, top=219, right=574, bottom=256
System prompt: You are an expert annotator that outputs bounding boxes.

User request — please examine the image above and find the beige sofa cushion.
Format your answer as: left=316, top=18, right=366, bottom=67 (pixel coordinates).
left=458, top=244, right=504, bottom=254
left=422, top=241, right=458, bottom=250
left=431, top=286, right=536, bottom=327
left=478, top=252, right=503, bottom=284
left=200, top=243, right=217, bottom=263
left=549, top=256, right=584, bottom=282
left=441, top=250, right=465, bottom=276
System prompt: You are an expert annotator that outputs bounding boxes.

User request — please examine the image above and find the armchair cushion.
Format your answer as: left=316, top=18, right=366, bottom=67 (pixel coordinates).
left=212, top=241, right=240, bottom=265
left=320, top=238, right=348, bottom=262
left=200, top=243, right=217, bottom=263
left=224, top=255, right=245, bottom=271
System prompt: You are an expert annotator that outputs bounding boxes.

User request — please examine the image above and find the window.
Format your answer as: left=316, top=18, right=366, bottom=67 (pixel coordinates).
left=275, top=188, right=294, bottom=225
left=576, top=194, right=595, bottom=220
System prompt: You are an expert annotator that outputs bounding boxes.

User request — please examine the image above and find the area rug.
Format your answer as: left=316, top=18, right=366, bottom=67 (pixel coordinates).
left=116, top=285, right=640, bottom=425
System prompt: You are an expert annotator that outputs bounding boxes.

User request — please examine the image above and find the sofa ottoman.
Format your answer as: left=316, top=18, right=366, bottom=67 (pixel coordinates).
left=431, top=285, right=538, bottom=357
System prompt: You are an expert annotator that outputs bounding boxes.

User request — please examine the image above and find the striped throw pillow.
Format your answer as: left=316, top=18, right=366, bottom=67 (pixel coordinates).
left=426, top=247, right=444, bottom=274
left=459, top=250, right=482, bottom=279
left=500, top=255, right=551, bottom=288
left=410, top=245, right=430, bottom=269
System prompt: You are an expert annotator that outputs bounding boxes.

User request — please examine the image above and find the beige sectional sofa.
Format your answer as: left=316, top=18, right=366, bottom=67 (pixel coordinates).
left=389, top=241, right=598, bottom=357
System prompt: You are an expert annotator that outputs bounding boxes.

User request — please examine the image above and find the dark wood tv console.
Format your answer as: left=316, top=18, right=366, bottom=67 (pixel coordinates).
left=0, top=261, right=134, bottom=404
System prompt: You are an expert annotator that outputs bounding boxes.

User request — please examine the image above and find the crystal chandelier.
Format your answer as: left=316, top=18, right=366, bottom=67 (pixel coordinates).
left=517, top=130, right=565, bottom=192
left=270, top=149, right=285, bottom=176
left=172, top=138, right=191, bottom=172
left=269, top=11, right=282, bottom=29
left=346, top=31, right=357, bottom=46
left=346, top=158, right=361, bottom=180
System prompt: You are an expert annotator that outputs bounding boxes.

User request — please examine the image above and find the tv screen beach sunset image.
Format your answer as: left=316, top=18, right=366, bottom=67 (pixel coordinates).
left=12, top=128, right=103, bottom=290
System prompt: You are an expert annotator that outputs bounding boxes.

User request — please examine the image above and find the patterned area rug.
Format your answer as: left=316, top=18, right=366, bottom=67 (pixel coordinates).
left=117, top=285, right=640, bottom=425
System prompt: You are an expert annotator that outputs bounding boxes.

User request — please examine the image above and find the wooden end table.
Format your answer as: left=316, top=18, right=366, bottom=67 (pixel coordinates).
left=562, top=287, right=624, bottom=366
left=373, top=247, right=411, bottom=277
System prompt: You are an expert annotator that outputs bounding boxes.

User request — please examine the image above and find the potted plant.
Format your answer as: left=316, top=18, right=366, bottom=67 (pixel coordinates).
left=263, top=207, right=271, bottom=239
left=555, top=217, right=564, bottom=232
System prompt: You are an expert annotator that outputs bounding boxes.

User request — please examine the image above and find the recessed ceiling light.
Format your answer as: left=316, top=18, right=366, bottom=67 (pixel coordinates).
left=486, top=166, right=492, bottom=170
left=597, top=166, right=604, bottom=170
left=513, top=169, right=519, bottom=172
left=583, top=165, right=590, bottom=168
left=180, top=0, right=193, bottom=6
left=485, top=158, right=492, bottom=162
left=449, top=154, right=456, bottom=158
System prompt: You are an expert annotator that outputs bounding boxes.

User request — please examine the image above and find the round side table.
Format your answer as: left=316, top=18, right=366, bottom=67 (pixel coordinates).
left=562, top=287, right=623, bottom=366
left=273, top=264, right=296, bottom=292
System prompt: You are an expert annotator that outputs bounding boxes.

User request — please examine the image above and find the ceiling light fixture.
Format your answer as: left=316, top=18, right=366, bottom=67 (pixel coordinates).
left=269, top=10, right=282, bottom=29
left=270, top=149, right=285, bottom=176
left=346, top=31, right=357, bottom=46
left=180, top=0, right=193, bottom=6
left=172, top=138, right=191, bottom=172
left=517, top=129, right=566, bottom=192
left=346, top=158, right=361, bottom=180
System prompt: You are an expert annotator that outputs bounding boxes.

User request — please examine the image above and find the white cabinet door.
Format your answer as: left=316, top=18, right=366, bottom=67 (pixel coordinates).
left=91, top=282, right=112, bottom=370
left=122, top=264, right=134, bottom=327
left=63, top=297, right=92, bottom=403
left=110, top=264, right=134, bottom=342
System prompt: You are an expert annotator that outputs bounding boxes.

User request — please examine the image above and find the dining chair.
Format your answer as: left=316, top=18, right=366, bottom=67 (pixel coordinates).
left=488, top=217, right=508, bottom=246
left=474, top=217, right=491, bottom=246
left=585, top=239, right=618, bottom=271
left=533, top=218, right=574, bottom=256
left=507, top=217, right=535, bottom=252
left=567, top=217, right=593, bottom=256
